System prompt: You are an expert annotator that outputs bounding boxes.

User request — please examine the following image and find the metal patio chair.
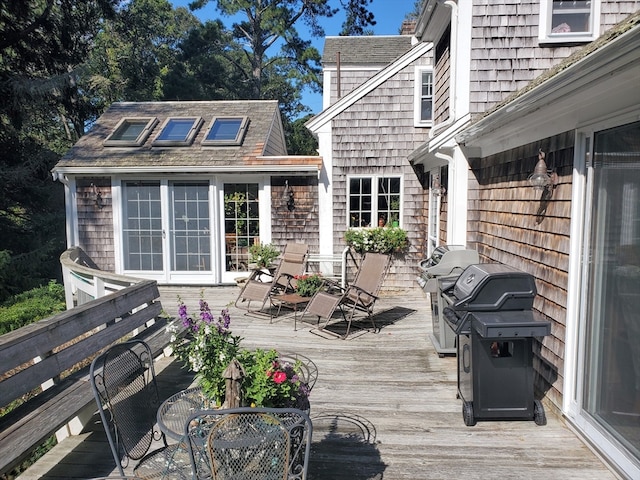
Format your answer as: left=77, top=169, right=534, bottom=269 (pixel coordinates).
left=303, top=252, right=391, bottom=339
left=185, top=407, right=313, bottom=480
left=90, top=340, right=192, bottom=479
left=235, top=242, right=309, bottom=317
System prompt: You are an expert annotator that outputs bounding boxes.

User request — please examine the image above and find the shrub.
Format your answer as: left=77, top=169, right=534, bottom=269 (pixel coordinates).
left=0, top=281, right=66, bottom=335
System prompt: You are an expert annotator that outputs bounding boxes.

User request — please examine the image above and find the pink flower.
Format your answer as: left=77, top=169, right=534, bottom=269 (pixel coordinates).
left=272, top=371, right=287, bottom=384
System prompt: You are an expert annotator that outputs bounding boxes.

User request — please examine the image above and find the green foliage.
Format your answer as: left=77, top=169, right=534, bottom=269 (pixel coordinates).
left=249, top=242, right=280, bottom=268
left=344, top=226, right=409, bottom=254
left=294, top=273, right=324, bottom=297
left=238, top=348, right=305, bottom=408
left=0, top=281, right=66, bottom=335
left=167, top=298, right=309, bottom=408
left=168, top=300, right=242, bottom=403
left=284, top=114, right=319, bottom=155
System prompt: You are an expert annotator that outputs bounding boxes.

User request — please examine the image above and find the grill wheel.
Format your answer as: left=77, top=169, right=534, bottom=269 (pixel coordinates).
left=462, top=401, right=476, bottom=426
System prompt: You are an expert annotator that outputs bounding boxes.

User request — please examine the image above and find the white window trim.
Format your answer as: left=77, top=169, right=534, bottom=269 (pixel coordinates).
left=414, top=66, right=434, bottom=128
left=538, top=0, right=601, bottom=45
left=346, top=174, right=403, bottom=229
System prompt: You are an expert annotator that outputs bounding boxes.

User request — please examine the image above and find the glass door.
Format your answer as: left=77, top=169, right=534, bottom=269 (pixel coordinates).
left=122, top=181, right=163, bottom=272
left=582, top=120, right=640, bottom=465
left=170, top=182, right=211, bottom=272
left=223, top=183, right=260, bottom=273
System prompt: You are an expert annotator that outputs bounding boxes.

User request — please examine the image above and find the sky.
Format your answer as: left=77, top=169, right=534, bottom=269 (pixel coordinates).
left=170, top=0, right=415, bottom=115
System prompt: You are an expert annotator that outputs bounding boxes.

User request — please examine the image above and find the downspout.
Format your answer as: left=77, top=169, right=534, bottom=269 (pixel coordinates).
left=52, top=172, right=77, bottom=248
left=430, top=0, right=458, bottom=139
left=434, top=150, right=454, bottom=244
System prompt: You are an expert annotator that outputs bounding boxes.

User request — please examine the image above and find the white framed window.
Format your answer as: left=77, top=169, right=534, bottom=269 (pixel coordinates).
left=104, top=117, right=158, bottom=147
left=414, top=67, right=433, bottom=127
left=539, top=0, right=600, bottom=44
left=348, top=175, right=402, bottom=228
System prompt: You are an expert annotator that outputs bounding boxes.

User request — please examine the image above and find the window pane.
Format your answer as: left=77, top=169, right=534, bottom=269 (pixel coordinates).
left=349, top=178, right=373, bottom=227
left=583, top=121, right=640, bottom=460
left=157, top=119, right=197, bottom=142
left=224, top=183, right=260, bottom=271
left=123, top=182, right=163, bottom=271
left=206, top=118, right=243, bottom=141
left=551, top=0, right=591, bottom=34
left=378, top=177, right=401, bottom=226
left=112, top=121, right=147, bottom=141
left=421, top=71, right=433, bottom=121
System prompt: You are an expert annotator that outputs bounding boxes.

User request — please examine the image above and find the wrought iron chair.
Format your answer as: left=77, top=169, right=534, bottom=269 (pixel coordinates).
left=303, top=252, right=391, bottom=339
left=90, top=340, right=192, bottom=479
left=235, top=242, right=309, bottom=317
left=185, top=407, right=313, bottom=480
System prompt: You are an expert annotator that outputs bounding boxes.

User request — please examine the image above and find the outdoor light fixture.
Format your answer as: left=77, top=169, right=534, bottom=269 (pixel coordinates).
left=91, top=183, right=104, bottom=209
left=283, top=180, right=295, bottom=211
left=432, top=174, right=445, bottom=197
left=528, top=149, right=558, bottom=192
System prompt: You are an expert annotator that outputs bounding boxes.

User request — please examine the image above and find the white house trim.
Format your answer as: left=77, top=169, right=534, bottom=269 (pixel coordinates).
left=305, top=42, right=433, bottom=132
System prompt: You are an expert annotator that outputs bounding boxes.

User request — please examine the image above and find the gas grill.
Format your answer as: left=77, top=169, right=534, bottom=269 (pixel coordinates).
left=442, top=263, right=551, bottom=426
left=416, top=245, right=479, bottom=356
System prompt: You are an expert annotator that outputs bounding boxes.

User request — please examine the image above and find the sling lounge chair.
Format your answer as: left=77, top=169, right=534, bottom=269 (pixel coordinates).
left=303, top=252, right=391, bottom=339
left=235, top=242, right=308, bottom=317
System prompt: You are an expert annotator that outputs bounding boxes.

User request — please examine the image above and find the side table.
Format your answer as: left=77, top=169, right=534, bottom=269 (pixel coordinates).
left=271, top=293, right=311, bottom=330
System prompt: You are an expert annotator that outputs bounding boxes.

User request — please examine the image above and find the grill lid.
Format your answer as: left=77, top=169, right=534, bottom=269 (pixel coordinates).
left=449, top=263, right=537, bottom=311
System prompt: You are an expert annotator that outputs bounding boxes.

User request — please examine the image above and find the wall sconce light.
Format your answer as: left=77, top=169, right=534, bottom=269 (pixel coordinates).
left=431, top=174, right=445, bottom=196
left=528, top=149, right=558, bottom=192
left=91, top=183, right=104, bottom=209
left=283, top=180, right=295, bottom=211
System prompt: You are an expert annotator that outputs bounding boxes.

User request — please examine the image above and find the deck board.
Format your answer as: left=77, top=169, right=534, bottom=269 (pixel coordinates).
left=21, top=286, right=617, bottom=479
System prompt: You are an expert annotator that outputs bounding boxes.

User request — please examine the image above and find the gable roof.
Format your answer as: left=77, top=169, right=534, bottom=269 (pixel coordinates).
left=307, top=40, right=432, bottom=132
left=322, top=35, right=414, bottom=66
left=53, top=100, right=322, bottom=176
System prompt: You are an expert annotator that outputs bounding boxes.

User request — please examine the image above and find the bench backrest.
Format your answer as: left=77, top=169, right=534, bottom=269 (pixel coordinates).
left=0, top=279, right=162, bottom=409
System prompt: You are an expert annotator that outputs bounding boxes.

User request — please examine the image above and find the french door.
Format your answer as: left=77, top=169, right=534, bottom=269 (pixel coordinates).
left=120, top=179, right=265, bottom=283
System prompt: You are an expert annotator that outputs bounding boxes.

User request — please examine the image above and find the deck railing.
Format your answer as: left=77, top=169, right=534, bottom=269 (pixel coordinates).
left=59, top=247, right=145, bottom=309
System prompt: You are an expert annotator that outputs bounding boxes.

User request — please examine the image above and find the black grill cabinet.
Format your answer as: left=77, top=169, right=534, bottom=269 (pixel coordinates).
left=442, top=264, right=551, bottom=426
left=416, top=245, right=479, bottom=356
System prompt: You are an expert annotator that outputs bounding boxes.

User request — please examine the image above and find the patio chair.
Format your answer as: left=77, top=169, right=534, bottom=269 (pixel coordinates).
left=90, top=340, right=191, bottom=479
left=185, top=407, right=313, bottom=480
left=303, top=252, right=391, bottom=339
left=235, top=242, right=308, bottom=317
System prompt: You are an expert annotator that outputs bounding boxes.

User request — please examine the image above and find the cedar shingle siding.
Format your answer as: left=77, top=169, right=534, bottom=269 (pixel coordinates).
left=327, top=56, right=432, bottom=290
left=468, top=131, right=575, bottom=408
left=468, top=1, right=639, bottom=117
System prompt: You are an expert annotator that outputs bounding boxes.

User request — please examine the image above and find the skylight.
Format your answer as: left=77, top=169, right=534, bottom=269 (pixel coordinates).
left=202, top=117, right=248, bottom=145
left=104, top=117, right=158, bottom=147
left=152, top=117, right=203, bottom=146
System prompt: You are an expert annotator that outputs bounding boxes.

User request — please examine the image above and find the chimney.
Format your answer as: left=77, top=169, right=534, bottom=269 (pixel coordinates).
left=401, top=20, right=417, bottom=35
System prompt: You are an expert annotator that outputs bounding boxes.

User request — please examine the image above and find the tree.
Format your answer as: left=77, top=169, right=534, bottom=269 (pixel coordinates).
left=187, top=0, right=376, bottom=100
left=85, top=0, right=201, bottom=105
left=0, top=0, right=118, bottom=300
left=285, top=114, right=319, bottom=156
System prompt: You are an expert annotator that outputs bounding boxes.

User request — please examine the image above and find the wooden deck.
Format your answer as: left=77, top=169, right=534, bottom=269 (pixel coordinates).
left=22, top=286, right=618, bottom=480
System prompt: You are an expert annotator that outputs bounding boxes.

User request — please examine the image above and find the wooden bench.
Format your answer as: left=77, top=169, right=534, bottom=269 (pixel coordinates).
left=0, top=279, right=175, bottom=476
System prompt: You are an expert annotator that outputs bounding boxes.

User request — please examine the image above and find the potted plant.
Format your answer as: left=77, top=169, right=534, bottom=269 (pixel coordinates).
left=167, top=297, right=311, bottom=409
left=344, top=226, right=408, bottom=254
left=293, top=273, right=324, bottom=298
left=248, top=242, right=280, bottom=269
